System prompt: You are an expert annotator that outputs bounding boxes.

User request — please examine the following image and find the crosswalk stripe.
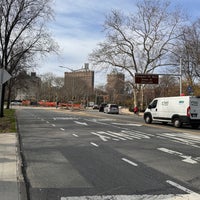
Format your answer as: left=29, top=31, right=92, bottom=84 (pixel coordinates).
left=60, top=193, right=200, bottom=200
left=91, top=130, right=151, bottom=141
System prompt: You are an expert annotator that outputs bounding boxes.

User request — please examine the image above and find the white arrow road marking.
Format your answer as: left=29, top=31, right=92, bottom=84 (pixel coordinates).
left=158, top=148, right=198, bottom=164
left=122, top=158, right=138, bottom=167
left=112, top=123, right=142, bottom=127
left=91, top=132, right=110, bottom=142
left=74, top=121, right=88, bottom=126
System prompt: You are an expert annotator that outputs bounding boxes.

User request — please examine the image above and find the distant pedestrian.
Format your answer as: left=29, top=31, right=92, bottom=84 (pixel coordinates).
left=56, top=101, right=59, bottom=109
left=133, top=106, right=139, bottom=115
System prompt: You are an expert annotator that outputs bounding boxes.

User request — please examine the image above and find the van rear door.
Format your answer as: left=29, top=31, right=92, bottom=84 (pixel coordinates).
left=190, top=97, right=200, bottom=120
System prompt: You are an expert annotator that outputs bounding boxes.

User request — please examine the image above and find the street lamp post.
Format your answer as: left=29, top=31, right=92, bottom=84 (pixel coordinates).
left=179, top=57, right=182, bottom=96
left=59, top=66, right=75, bottom=110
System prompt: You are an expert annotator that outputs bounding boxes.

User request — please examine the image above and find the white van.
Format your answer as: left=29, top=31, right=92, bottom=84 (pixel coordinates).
left=144, top=96, right=200, bottom=128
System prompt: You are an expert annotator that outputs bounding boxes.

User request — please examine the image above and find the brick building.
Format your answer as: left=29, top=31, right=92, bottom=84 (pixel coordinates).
left=64, top=65, right=94, bottom=101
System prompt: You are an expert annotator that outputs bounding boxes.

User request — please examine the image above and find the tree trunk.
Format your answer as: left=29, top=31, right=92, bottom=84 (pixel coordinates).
left=0, top=84, right=5, bottom=117
left=6, top=80, right=12, bottom=109
left=133, top=89, right=137, bottom=107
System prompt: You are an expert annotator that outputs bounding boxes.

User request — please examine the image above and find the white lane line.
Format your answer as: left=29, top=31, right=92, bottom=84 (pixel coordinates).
left=112, top=123, right=142, bottom=127
left=122, top=158, right=138, bottom=167
left=54, top=117, right=79, bottom=120
left=60, top=128, right=65, bottom=131
left=90, top=142, right=99, bottom=147
left=112, top=138, right=120, bottom=141
left=158, top=147, right=198, bottom=164
left=74, top=121, right=88, bottom=126
left=89, top=118, right=116, bottom=122
left=72, top=134, right=79, bottom=137
left=166, top=180, right=199, bottom=195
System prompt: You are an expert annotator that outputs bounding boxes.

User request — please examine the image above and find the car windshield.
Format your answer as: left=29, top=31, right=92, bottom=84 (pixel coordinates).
left=110, top=105, right=118, bottom=108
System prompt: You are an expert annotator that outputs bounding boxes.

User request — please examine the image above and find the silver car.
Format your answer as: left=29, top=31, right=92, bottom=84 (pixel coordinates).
left=104, top=104, right=119, bottom=114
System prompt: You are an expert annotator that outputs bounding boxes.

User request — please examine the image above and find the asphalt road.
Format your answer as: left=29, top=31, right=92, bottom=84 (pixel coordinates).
left=16, top=108, right=200, bottom=200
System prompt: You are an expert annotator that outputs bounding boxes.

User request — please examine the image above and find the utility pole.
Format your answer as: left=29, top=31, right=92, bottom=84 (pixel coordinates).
left=59, top=66, right=76, bottom=110
left=179, top=57, right=182, bottom=96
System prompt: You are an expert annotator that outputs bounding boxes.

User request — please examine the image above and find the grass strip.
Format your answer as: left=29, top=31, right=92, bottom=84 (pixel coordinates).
left=0, top=109, right=16, bottom=133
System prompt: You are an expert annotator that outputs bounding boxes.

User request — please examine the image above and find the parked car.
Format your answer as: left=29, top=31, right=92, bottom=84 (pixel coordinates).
left=104, top=104, right=119, bottom=114
left=92, top=104, right=99, bottom=110
left=99, top=103, right=107, bottom=112
left=10, top=100, right=22, bottom=106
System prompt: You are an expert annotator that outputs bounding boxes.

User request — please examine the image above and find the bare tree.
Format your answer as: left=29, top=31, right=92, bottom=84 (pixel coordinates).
left=0, top=0, right=59, bottom=117
left=168, top=18, right=200, bottom=96
left=176, top=20, right=200, bottom=83
left=89, top=0, right=184, bottom=108
left=39, top=73, right=64, bottom=102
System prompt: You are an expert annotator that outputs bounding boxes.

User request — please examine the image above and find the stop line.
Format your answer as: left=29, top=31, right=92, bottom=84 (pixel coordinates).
left=112, top=122, right=142, bottom=126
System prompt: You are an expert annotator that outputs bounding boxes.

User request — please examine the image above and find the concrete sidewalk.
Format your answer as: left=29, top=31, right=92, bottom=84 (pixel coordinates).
left=0, top=133, right=21, bottom=200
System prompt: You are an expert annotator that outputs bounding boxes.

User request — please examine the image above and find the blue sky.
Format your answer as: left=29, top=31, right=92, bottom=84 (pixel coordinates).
left=36, top=0, right=200, bottom=86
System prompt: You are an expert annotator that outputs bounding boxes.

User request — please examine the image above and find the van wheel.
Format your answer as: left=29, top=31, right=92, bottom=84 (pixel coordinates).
left=191, top=124, right=199, bottom=129
left=173, top=118, right=182, bottom=128
left=144, top=114, right=152, bottom=124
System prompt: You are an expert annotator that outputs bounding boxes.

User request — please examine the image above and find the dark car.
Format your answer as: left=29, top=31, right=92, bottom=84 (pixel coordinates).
left=99, top=103, right=107, bottom=112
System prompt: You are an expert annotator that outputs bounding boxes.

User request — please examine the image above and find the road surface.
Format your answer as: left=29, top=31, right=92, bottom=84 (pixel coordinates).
left=16, top=107, right=200, bottom=200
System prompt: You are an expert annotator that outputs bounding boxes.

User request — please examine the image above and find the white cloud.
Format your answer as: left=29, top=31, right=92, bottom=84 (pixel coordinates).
left=36, top=34, right=103, bottom=81
left=37, top=0, right=200, bottom=86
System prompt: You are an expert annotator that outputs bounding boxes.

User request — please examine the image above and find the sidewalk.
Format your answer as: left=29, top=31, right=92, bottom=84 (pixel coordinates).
left=0, top=133, right=21, bottom=200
